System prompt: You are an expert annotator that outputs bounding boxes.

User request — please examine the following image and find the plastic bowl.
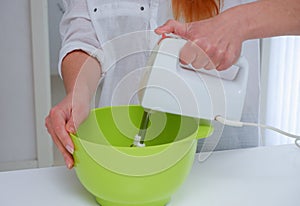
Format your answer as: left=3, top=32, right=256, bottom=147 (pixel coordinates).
left=70, top=105, right=213, bottom=206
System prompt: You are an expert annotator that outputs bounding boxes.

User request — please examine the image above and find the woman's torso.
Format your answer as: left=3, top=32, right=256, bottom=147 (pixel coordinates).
left=86, top=0, right=173, bottom=106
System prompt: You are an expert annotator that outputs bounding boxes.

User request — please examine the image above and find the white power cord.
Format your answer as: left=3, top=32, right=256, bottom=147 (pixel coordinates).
left=215, top=115, right=300, bottom=148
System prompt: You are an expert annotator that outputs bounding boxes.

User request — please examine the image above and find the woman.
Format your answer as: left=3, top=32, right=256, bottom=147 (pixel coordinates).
left=45, top=0, right=260, bottom=168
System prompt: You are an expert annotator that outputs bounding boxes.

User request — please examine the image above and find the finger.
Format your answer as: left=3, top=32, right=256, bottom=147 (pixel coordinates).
left=49, top=109, right=74, bottom=154
left=216, top=51, right=239, bottom=71
left=204, top=46, right=223, bottom=70
left=52, top=131, right=74, bottom=169
left=217, top=58, right=234, bottom=71
left=155, top=19, right=188, bottom=38
left=67, top=103, right=90, bottom=133
left=191, top=40, right=217, bottom=70
left=45, top=117, right=74, bottom=169
left=65, top=116, right=76, bottom=134
left=179, top=42, right=197, bottom=65
left=192, top=48, right=214, bottom=70
left=179, top=41, right=213, bottom=70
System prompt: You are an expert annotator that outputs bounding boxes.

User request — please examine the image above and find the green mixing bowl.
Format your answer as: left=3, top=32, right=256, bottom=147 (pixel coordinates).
left=71, top=105, right=213, bottom=206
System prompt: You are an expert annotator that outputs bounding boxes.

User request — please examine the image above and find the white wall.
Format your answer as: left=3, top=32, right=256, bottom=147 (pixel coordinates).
left=0, top=1, right=37, bottom=164
left=48, top=0, right=64, bottom=75
left=0, top=0, right=53, bottom=171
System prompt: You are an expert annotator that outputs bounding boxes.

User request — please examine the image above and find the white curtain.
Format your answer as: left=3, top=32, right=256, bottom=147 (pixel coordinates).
left=264, top=36, right=300, bottom=145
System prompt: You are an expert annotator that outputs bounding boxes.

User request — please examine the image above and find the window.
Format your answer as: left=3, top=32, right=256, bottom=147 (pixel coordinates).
left=261, top=36, right=300, bottom=145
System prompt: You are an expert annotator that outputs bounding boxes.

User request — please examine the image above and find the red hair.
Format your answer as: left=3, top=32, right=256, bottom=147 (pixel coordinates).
left=172, top=0, right=223, bottom=22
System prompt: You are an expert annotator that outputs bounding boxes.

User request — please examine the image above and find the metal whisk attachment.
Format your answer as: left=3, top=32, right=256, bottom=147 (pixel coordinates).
left=130, top=111, right=150, bottom=147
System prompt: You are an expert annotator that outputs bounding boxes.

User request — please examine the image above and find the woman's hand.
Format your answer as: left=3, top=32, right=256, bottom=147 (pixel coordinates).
left=45, top=88, right=90, bottom=169
left=155, top=13, right=244, bottom=71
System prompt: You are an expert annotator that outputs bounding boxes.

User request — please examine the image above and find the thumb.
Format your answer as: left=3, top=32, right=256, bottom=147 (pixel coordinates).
left=155, top=20, right=188, bottom=38
left=66, top=106, right=90, bottom=134
left=66, top=116, right=76, bottom=134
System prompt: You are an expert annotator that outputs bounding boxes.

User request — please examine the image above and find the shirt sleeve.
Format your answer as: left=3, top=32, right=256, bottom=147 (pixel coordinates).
left=58, top=0, right=104, bottom=77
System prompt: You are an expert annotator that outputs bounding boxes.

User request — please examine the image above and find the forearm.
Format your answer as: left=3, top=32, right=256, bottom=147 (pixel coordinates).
left=222, top=0, right=300, bottom=40
left=61, top=50, right=101, bottom=100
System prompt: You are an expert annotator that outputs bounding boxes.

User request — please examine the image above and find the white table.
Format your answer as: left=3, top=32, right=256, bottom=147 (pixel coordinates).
left=1, top=145, right=299, bottom=206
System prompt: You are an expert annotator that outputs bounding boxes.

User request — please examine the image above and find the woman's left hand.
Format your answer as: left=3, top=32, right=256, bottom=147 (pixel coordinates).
left=155, top=14, right=245, bottom=71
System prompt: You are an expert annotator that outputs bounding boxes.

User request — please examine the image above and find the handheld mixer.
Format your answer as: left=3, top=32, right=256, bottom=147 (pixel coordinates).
left=139, top=37, right=248, bottom=121
left=130, top=37, right=248, bottom=147
left=136, top=37, right=300, bottom=148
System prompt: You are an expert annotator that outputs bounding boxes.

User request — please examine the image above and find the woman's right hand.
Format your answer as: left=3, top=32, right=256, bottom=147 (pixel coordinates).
left=45, top=89, right=90, bottom=169
left=155, top=16, right=244, bottom=71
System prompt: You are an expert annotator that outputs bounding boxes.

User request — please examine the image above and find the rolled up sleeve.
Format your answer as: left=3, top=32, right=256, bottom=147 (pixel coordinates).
left=58, top=0, right=103, bottom=77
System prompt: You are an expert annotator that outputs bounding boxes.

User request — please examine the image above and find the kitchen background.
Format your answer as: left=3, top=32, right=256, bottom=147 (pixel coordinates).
left=0, top=0, right=299, bottom=171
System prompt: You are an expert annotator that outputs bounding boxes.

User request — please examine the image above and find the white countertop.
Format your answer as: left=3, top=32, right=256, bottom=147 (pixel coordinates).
left=1, top=145, right=299, bottom=206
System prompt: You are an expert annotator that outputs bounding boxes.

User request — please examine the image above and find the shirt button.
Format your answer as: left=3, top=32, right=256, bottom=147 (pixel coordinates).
left=140, top=6, right=144, bottom=11
left=94, top=8, right=97, bottom=12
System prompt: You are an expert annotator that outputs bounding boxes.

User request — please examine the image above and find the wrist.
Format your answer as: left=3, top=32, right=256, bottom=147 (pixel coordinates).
left=217, top=6, right=248, bottom=42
